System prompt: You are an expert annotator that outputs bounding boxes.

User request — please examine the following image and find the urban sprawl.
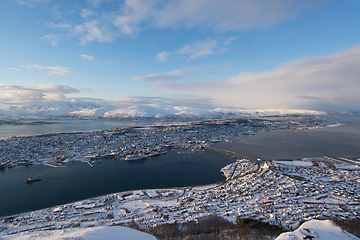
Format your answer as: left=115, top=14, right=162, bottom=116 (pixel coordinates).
left=1, top=117, right=359, bottom=236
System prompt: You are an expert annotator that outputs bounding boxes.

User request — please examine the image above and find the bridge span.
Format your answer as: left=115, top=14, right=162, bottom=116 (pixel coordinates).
left=204, top=146, right=254, bottom=161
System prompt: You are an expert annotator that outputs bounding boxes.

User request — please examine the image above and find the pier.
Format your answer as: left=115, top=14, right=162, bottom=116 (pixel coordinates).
left=85, top=160, right=94, bottom=168
left=43, top=163, right=66, bottom=168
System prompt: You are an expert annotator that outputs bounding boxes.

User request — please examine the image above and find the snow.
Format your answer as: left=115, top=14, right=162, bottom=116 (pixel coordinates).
left=273, top=160, right=313, bottom=167
left=1, top=102, right=328, bottom=119
left=334, top=164, right=360, bottom=170
left=121, top=200, right=149, bottom=212
left=192, top=184, right=218, bottom=190
left=0, top=226, right=156, bottom=240
left=146, top=199, right=178, bottom=208
left=275, top=219, right=360, bottom=240
left=65, top=106, right=115, bottom=117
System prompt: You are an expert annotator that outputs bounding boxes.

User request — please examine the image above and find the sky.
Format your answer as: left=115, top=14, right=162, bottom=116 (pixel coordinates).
left=1, top=0, right=360, bottom=113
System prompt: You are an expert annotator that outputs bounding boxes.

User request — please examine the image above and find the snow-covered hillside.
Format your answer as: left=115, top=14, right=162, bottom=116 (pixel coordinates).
left=1, top=226, right=156, bottom=240
left=275, top=219, right=360, bottom=240
left=9, top=103, right=105, bottom=116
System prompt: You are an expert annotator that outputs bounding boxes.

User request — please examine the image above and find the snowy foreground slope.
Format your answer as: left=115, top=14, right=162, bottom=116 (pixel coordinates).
left=276, top=220, right=360, bottom=240
left=0, top=226, right=156, bottom=240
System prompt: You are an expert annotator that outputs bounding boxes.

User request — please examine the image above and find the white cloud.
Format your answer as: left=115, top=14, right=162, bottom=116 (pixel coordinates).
left=42, top=34, right=62, bottom=46
left=111, top=0, right=157, bottom=36
left=8, top=67, right=20, bottom=71
left=132, top=64, right=230, bottom=82
left=47, top=22, right=73, bottom=29
left=152, top=0, right=326, bottom=32
left=222, top=37, right=238, bottom=46
left=157, top=52, right=170, bottom=62
left=17, top=0, right=49, bottom=7
left=151, top=46, right=360, bottom=111
left=24, top=65, right=72, bottom=75
left=178, top=39, right=218, bottom=60
left=157, top=39, right=229, bottom=61
left=87, top=0, right=101, bottom=8
left=112, top=0, right=326, bottom=36
left=80, top=54, right=94, bottom=60
left=132, top=69, right=190, bottom=81
left=0, top=84, right=216, bottom=116
left=0, top=84, right=82, bottom=106
left=81, top=9, right=96, bottom=19
left=0, top=85, right=80, bottom=94
left=72, top=20, right=114, bottom=45
left=46, top=0, right=327, bottom=44
left=73, top=86, right=92, bottom=91
left=43, top=94, right=66, bottom=100
left=29, top=85, right=80, bottom=94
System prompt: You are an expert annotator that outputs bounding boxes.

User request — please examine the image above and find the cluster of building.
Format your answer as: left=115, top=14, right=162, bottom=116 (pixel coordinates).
left=1, top=154, right=359, bottom=236
left=2, top=116, right=358, bottom=237
left=0, top=117, right=331, bottom=169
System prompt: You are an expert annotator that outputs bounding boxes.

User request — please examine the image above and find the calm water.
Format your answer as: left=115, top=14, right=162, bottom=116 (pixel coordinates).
left=0, top=150, right=232, bottom=217
left=214, top=116, right=360, bottom=160
left=1, top=116, right=360, bottom=217
left=0, top=119, right=160, bottom=139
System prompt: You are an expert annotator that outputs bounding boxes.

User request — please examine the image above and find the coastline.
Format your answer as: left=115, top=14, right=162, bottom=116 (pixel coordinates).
left=1, top=116, right=359, bottom=218
left=1, top=116, right=360, bottom=236
left=1, top=152, right=359, bottom=236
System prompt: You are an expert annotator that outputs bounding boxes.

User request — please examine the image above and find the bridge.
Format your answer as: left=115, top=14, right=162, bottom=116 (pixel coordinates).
left=204, top=146, right=254, bottom=161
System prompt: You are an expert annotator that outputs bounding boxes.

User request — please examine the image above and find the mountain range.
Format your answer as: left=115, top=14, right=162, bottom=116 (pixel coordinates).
left=2, top=103, right=329, bottom=121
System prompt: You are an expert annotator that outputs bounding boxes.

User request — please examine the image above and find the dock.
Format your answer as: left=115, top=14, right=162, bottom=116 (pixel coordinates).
left=43, top=163, right=66, bottom=168
left=85, top=160, right=94, bottom=168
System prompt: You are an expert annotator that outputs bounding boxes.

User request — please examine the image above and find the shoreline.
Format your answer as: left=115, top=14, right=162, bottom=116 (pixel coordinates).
left=1, top=153, right=359, bottom=236
left=1, top=116, right=360, bottom=235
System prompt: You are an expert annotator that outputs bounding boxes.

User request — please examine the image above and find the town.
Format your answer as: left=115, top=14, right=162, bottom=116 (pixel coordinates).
left=1, top=151, right=359, bottom=237
left=0, top=117, right=359, bottom=238
left=0, top=117, right=338, bottom=169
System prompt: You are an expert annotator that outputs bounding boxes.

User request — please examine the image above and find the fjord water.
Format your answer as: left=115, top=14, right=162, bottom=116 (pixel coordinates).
left=215, top=116, right=360, bottom=160
left=1, top=116, right=360, bottom=217
left=0, top=150, right=232, bottom=217
left=0, top=119, right=160, bottom=139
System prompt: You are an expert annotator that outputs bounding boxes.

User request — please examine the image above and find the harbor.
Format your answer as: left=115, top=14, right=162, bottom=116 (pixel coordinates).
left=0, top=116, right=359, bottom=219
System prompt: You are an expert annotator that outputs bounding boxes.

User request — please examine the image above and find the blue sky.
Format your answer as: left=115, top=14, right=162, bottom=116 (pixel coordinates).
left=1, top=0, right=360, bottom=113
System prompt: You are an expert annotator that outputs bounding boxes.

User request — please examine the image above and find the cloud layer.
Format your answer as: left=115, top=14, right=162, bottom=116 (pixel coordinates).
left=157, top=38, right=235, bottom=61
left=132, top=69, right=191, bottom=82
left=2, top=47, right=359, bottom=113
left=0, top=85, right=80, bottom=106
left=46, top=0, right=327, bottom=45
left=151, top=46, right=360, bottom=111
left=24, top=65, right=72, bottom=75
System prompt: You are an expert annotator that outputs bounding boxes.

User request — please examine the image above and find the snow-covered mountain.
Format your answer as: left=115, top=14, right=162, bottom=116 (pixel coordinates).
left=3, top=103, right=327, bottom=120
left=8, top=103, right=105, bottom=116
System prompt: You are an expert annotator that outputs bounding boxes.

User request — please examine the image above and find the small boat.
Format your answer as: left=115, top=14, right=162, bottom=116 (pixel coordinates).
left=0, top=163, right=7, bottom=170
left=7, top=162, right=15, bottom=168
left=26, top=177, right=41, bottom=184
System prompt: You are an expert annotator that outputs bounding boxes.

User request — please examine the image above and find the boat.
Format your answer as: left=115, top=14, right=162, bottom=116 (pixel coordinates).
left=7, top=162, right=15, bottom=168
left=0, top=163, right=6, bottom=170
left=26, top=177, right=41, bottom=184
